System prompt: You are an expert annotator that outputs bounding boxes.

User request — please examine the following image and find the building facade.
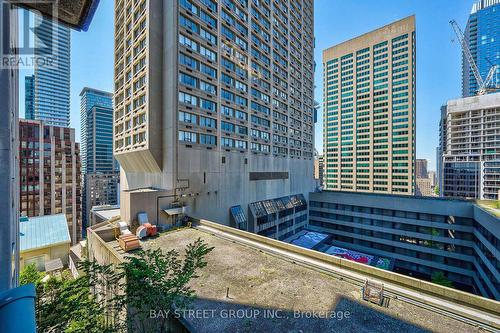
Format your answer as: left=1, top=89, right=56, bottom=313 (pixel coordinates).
left=80, top=88, right=118, bottom=229
left=416, top=159, right=428, bottom=178
left=462, top=0, right=500, bottom=97
left=416, top=177, right=435, bottom=197
left=19, top=119, right=82, bottom=244
left=439, top=92, right=500, bottom=199
left=314, top=154, right=324, bottom=187
left=80, top=88, right=115, bottom=174
left=428, top=170, right=437, bottom=188
left=24, top=75, right=35, bottom=120
left=19, top=214, right=71, bottom=271
left=113, top=0, right=315, bottom=232
left=33, top=16, right=71, bottom=127
left=309, top=191, right=500, bottom=301
left=322, top=16, right=416, bottom=195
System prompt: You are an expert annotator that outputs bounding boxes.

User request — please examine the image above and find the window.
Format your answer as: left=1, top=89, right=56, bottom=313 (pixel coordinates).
left=179, top=92, right=197, bottom=106
left=200, top=81, right=216, bottom=94
left=200, top=28, right=217, bottom=44
left=179, top=53, right=198, bottom=69
left=199, top=134, right=216, bottom=145
left=221, top=105, right=234, bottom=117
left=179, top=34, right=197, bottom=51
left=179, top=111, right=197, bottom=123
left=235, top=140, right=247, bottom=149
left=221, top=121, right=235, bottom=132
left=200, top=63, right=217, bottom=78
left=200, top=46, right=216, bottom=61
left=235, top=80, right=247, bottom=92
left=235, top=95, right=247, bottom=107
left=179, top=72, right=197, bottom=87
left=221, top=89, right=234, bottom=101
left=180, top=15, right=199, bottom=33
left=200, top=98, right=216, bottom=112
left=235, top=110, right=247, bottom=120
left=221, top=73, right=234, bottom=86
left=200, top=10, right=216, bottom=28
left=200, top=116, right=216, bottom=128
left=221, top=137, right=234, bottom=147
left=179, top=130, right=197, bottom=143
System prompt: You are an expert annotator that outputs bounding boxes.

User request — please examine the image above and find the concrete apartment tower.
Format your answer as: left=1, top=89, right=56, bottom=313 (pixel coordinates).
left=322, top=16, right=416, bottom=195
left=19, top=119, right=82, bottom=244
left=439, top=92, right=500, bottom=199
left=113, top=0, right=315, bottom=237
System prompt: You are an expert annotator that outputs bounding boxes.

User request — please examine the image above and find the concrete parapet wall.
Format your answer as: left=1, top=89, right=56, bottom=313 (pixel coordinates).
left=197, top=219, right=500, bottom=319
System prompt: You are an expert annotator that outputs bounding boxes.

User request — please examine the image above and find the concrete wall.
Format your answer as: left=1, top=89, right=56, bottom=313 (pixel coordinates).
left=20, top=243, right=70, bottom=271
left=120, top=150, right=314, bottom=226
left=309, top=190, right=500, bottom=300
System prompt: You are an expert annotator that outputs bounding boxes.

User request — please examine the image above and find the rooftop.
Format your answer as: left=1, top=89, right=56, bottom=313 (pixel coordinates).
left=92, top=220, right=500, bottom=333
left=91, top=205, right=121, bottom=221
left=20, top=214, right=71, bottom=252
left=323, top=15, right=415, bottom=60
left=476, top=200, right=500, bottom=217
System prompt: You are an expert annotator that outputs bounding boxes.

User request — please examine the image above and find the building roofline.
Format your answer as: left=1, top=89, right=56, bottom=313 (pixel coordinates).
left=314, top=189, right=473, bottom=203
left=322, top=15, right=415, bottom=59
left=79, top=87, right=113, bottom=97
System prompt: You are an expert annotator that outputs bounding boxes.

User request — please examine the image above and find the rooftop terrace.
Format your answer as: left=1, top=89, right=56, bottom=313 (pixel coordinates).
left=88, top=220, right=500, bottom=333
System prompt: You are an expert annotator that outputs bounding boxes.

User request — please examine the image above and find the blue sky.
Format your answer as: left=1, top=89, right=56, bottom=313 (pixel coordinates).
left=19, top=0, right=474, bottom=171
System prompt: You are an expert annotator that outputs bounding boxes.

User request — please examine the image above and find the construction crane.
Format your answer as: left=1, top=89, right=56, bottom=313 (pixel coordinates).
left=450, top=19, right=499, bottom=95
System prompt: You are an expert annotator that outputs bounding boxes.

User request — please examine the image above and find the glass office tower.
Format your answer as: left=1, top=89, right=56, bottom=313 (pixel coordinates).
left=24, top=75, right=35, bottom=120
left=33, top=16, right=71, bottom=127
left=462, top=0, right=500, bottom=97
left=80, top=88, right=118, bottom=230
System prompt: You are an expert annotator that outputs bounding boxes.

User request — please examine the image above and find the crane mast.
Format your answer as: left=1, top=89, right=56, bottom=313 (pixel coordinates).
left=450, top=19, right=499, bottom=95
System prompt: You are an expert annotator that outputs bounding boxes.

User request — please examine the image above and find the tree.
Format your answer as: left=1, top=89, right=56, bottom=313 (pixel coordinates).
left=21, top=238, right=213, bottom=333
left=434, top=185, right=439, bottom=196
left=20, top=263, right=44, bottom=288
left=121, top=238, right=214, bottom=333
left=431, top=271, right=454, bottom=288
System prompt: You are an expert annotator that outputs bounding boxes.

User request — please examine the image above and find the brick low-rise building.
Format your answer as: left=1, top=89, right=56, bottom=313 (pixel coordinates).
left=19, top=119, right=82, bottom=244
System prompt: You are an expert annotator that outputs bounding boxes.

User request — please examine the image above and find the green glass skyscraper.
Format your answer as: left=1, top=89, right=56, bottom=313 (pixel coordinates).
left=323, top=16, right=416, bottom=195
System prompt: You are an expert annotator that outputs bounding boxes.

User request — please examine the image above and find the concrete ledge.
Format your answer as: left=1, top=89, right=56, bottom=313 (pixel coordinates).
left=197, top=219, right=500, bottom=317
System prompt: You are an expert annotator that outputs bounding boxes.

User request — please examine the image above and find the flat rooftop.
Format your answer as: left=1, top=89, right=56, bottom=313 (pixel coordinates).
left=98, top=222, right=499, bottom=333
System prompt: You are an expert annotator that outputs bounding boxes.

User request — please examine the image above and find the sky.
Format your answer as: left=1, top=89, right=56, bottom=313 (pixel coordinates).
left=19, top=0, right=474, bottom=171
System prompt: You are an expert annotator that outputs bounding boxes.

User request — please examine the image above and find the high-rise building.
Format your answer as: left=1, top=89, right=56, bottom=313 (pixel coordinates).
left=80, top=88, right=115, bottom=174
left=439, top=92, right=500, bottom=199
left=415, top=177, right=434, bottom=197
left=33, top=16, right=71, bottom=127
left=19, top=119, right=82, bottom=244
left=24, top=75, right=34, bottom=120
left=428, top=170, right=437, bottom=187
left=462, top=0, right=500, bottom=97
left=314, top=153, right=324, bottom=187
left=113, top=0, right=315, bottom=237
left=322, top=16, right=416, bottom=195
left=80, top=88, right=118, bottom=230
left=416, top=159, right=428, bottom=178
